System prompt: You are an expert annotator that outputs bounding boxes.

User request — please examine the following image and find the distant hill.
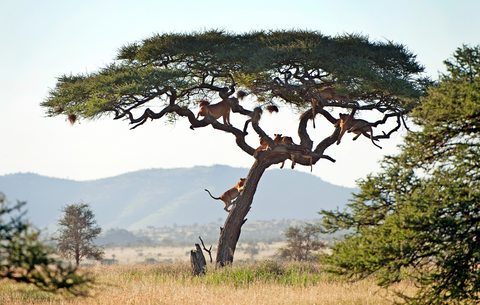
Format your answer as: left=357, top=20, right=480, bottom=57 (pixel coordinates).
left=0, top=165, right=356, bottom=231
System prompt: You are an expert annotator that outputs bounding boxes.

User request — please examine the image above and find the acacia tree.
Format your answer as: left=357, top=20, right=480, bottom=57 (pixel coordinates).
left=41, top=30, right=427, bottom=266
left=318, top=45, right=480, bottom=304
left=52, top=202, right=104, bottom=267
left=277, top=223, right=325, bottom=261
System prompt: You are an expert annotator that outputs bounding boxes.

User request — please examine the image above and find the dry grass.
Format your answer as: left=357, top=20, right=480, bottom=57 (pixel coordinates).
left=99, top=242, right=287, bottom=264
left=0, top=261, right=416, bottom=305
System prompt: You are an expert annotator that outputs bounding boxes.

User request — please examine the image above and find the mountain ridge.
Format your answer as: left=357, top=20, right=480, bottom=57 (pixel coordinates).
left=0, top=165, right=356, bottom=231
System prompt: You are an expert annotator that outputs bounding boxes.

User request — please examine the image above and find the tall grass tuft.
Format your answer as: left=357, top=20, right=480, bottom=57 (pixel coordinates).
left=199, top=260, right=330, bottom=287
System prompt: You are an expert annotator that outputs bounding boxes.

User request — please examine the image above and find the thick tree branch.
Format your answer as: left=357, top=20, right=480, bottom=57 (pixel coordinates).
left=310, top=108, right=341, bottom=156
left=298, top=110, right=314, bottom=149
left=111, top=86, right=258, bottom=155
left=371, top=114, right=403, bottom=141
left=208, top=119, right=255, bottom=155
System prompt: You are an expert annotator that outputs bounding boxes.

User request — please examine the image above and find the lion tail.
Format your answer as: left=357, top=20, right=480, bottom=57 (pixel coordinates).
left=205, top=189, right=221, bottom=200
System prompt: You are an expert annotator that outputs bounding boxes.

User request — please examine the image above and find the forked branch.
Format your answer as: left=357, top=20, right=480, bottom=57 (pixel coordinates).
left=199, top=236, right=212, bottom=263
left=112, top=90, right=257, bottom=156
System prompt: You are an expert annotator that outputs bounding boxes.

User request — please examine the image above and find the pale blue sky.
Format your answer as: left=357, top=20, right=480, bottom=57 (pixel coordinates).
left=1, top=0, right=479, bottom=187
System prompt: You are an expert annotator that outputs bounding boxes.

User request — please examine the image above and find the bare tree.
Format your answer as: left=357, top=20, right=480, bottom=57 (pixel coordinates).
left=52, top=202, right=104, bottom=266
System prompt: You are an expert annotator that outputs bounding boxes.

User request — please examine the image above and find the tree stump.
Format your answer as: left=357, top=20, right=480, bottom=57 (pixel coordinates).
left=190, top=243, right=207, bottom=276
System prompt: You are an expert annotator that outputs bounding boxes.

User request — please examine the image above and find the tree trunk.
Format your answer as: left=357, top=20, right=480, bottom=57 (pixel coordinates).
left=216, top=159, right=268, bottom=266
left=75, top=245, right=80, bottom=267
left=190, top=244, right=207, bottom=275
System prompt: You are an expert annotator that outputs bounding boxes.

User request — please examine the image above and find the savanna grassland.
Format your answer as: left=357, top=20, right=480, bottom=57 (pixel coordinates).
left=0, top=260, right=416, bottom=305
left=100, top=242, right=287, bottom=264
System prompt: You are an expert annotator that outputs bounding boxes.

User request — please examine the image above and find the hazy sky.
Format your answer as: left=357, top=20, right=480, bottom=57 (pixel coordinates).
left=1, top=0, right=479, bottom=188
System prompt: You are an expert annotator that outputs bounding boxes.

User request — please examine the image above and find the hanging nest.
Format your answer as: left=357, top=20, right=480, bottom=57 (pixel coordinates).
left=266, top=105, right=279, bottom=113
left=67, top=114, right=77, bottom=125
left=237, top=91, right=247, bottom=100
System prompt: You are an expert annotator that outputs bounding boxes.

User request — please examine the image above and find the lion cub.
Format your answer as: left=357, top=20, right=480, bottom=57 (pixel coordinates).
left=205, top=178, right=246, bottom=212
left=274, top=134, right=296, bottom=170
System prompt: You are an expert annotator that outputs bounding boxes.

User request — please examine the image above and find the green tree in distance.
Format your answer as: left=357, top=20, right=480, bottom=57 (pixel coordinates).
left=41, top=30, right=428, bottom=266
left=318, top=45, right=480, bottom=304
left=0, top=193, right=93, bottom=296
left=278, top=223, right=325, bottom=261
left=52, top=202, right=104, bottom=267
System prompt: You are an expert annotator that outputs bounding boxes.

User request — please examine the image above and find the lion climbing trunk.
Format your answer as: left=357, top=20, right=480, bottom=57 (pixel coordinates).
left=216, top=160, right=268, bottom=266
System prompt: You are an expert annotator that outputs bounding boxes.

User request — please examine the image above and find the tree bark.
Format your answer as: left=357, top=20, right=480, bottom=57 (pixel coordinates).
left=190, top=244, right=207, bottom=276
left=75, top=244, right=80, bottom=267
left=216, top=159, right=269, bottom=266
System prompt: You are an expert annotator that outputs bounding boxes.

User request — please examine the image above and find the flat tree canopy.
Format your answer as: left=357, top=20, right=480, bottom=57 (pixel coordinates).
left=41, top=30, right=428, bottom=265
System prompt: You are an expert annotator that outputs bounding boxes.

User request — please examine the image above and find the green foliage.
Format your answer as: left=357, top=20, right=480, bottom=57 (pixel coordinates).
left=318, top=45, right=480, bottom=304
left=277, top=223, right=325, bottom=261
left=443, top=44, right=480, bottom=81
left=0, top=193, right=93, bottom=296
left=198, top=260, right=327, bottom=287
left=41, top=29, right=426, bottom=125
left=52, top=202, right=104, bottom=267
left=113, top=260, right=326, bottom=287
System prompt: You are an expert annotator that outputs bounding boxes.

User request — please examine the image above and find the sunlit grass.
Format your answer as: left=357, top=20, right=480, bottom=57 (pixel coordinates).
left=0, top=260, right=415, bottom=304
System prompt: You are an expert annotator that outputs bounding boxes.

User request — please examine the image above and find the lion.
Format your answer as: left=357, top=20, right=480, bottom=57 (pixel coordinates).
left=274, top=134, right=294, bottom=145
left=254, top=135, right=269, bottom=156
left=205, top=178, right=246, bottom=212
left=255, top=133, right=293, bottom=156
left=310, top=87, right=350, bottom=128
left=335, top=113, right=382, bottom=149
left=317, top=87, right=349, bottom=101
left=196, top=100, right=234, bottom=125
left=194, top=91, right=245, bottom=127
left=274, top=134, right=297, bottom=169
left=256, top=134, right=313, bottom=171
left=275, top=134, right=313, bottom=171
left=335, top=113, right=353, bottom=145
